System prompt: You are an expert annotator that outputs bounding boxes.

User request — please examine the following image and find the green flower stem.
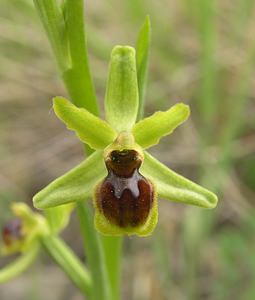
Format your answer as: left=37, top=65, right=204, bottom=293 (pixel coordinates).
left=34, top=0, right=99, bottom=113
left=62, top=0, right=99, bottom=114
left=76, top=203, right=111, bottom=300
left=0, top=245, right=39, bottom=283
left=101, top=236, right=123, bottom=300
left=41, top=235, right=92, bottom=296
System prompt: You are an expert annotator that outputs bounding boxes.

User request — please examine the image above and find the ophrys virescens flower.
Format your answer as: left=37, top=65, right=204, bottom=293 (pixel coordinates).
left=33, top=46, right=218, bottom=236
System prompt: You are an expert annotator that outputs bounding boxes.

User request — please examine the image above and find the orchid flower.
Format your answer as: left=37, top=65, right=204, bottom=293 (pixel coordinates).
left=33, top=46, right=218, bottom=237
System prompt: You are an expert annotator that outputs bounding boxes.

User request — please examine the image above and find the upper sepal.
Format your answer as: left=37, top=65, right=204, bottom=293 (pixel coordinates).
left=105, top=46, right=139, bottom=132
left=141, top=151, right=218, bottom=209
left=132, top=103, right=190, bottom=149
left=53, top=97, right=117, bottom=149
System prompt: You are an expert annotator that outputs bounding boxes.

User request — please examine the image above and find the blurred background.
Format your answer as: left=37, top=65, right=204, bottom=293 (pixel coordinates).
left=0, top=0, right=255, bottom=299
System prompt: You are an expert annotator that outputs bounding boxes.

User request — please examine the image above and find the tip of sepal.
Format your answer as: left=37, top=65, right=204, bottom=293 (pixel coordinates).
left=53, top=95, right=66, bottom=107
left=111, top=45, right=136, bottom=60
left=203, top=191, right=218, bottom=209
left=176, top=102, right=190, bottom=117
left=144, top=14, right=151, bottom=26
left=32, top=192, right=47, bottom=210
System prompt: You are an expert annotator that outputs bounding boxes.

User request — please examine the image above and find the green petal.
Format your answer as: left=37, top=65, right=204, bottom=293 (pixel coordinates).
left=141, top=152, right=218, bottom=208
left=132, top=103, right=190, bottom=149
left=53, top=97, right=117, bottom=149
left=33, top=151, right=106, bottom=209
left=136, top=15, right=151, bottom=120
left=105, top=46, right=139, bottom=132
left=0, top=245, right=39, bottom=283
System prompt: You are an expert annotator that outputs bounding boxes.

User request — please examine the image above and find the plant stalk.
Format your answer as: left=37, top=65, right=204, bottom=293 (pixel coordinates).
left=41, top=236, right=92, bottom=296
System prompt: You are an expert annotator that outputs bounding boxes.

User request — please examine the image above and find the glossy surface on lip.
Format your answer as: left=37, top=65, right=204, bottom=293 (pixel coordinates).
left=96, top=149, right=154, bottom=228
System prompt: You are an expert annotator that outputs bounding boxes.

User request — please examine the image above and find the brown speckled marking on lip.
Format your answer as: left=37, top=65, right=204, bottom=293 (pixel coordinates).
left=96, top=149, right=154, bottom=228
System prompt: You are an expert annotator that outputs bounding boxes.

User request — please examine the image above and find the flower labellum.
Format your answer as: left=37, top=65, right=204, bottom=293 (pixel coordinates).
left=94, top=133, right=158, bottom=236
left=96, top=149, right=154, bottom=228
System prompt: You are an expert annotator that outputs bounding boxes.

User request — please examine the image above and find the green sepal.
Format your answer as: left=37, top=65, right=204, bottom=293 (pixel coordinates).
left=141, top=152, right=218, bottom=208
left=53, top=97, right=117, bottom=149
left=105, top=46, right=139, bottom=132
left=33, top=151, right=106, bottom=209
left=132, top=103, right=190, bottom=149
left=136, top=15, right=151, bottom=120
left=44, top=204, right=74, bottom=234
left=0, top=244, right=39, bottom=283
left=93, top=181, right=158, bottom=237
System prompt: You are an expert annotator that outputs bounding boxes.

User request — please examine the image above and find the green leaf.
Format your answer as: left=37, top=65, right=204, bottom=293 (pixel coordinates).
left=33, top=0, right=69, bottom=72
left=132, top=103, right=190, bottom=149
left=44, top=204, right=74, bottom=234
left=136, top=15, right=151, bottom=120
left=0, top=245, right=39, bottom=283
left=105, top=46, right=139, bottom=132
left=141, top=152, right=218, bottom=208
left=33, top=151, right=106, bottom=209
left=53, top=97, right=117, bottom=149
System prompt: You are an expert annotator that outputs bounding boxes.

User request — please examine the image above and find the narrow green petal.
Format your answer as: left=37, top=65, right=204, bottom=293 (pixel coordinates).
left=132, top=103, right=190, bottom=149
left=141, top=152, right=218, bottom=208
left=105, top=46, right=139, bottom=132
left=136, top=15, right=151, bottom=120
left=53, top=97, right=117, bottom=149
left=33, top=151, right=106, bottom=209
left=0, top=245, right=39, bottom=283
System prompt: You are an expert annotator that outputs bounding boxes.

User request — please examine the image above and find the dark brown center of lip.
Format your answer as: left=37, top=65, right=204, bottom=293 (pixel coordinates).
left=106, top=149, right=142, bottom=177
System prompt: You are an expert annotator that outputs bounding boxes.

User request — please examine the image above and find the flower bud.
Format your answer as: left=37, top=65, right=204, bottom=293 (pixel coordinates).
left=1, top=203, right=49, bottom=255
left=2, top=219, right=23, bottom=247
